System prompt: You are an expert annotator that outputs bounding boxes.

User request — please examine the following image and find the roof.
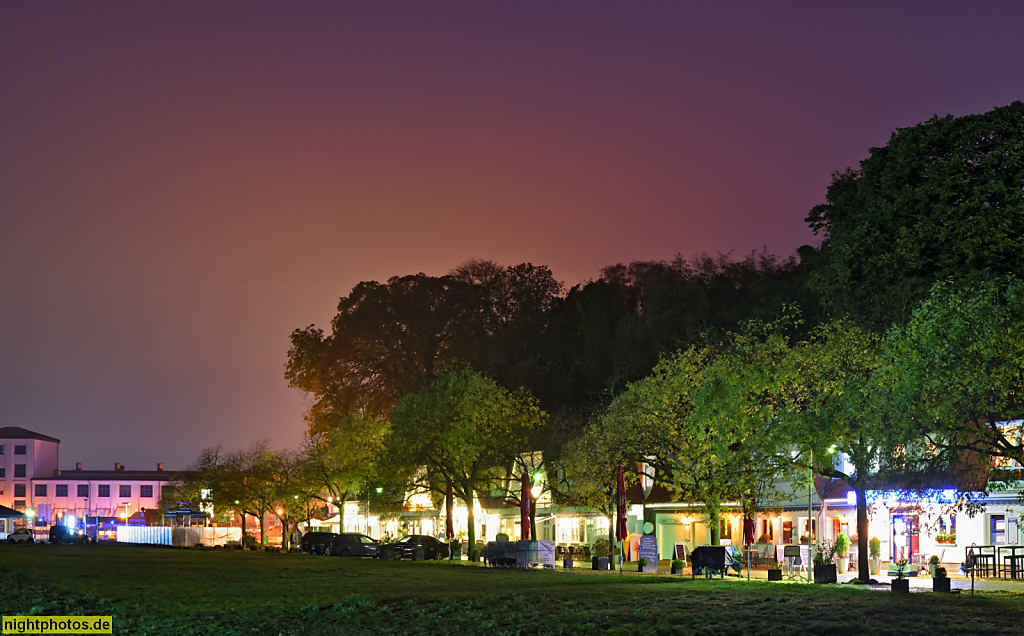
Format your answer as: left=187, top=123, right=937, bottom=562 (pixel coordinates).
left=0, top=504, right=27, bottom=518
left=0, top=427, right=60, bottom=444
left=34, top=469, right=186, bottom=481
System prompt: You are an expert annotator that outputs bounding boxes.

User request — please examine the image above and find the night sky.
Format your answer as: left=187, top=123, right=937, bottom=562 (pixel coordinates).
left=2, top=1, right=1022, bottom=470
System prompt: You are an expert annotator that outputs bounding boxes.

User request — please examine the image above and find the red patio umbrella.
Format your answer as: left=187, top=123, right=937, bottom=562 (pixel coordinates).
left=521, top=472, right=531, bottom=540
left=445, top=478, right=454, bottom=542
left=615, top=464, right=627, bottom=543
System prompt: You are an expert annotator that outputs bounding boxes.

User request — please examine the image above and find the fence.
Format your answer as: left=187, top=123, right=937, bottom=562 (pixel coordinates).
left=116, top=526, right=242, bottom=547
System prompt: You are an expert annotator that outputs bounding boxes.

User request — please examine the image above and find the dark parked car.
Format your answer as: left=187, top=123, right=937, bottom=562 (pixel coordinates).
left=299, top=531, right=337, bottom=555
left=48, top=525, right=90, bottom=545
left=375, top=534, right=449, bottom=560
left=329, top=533, right=378, bottom=557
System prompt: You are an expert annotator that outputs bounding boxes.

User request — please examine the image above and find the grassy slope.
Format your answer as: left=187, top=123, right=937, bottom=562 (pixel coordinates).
left=1, top=543, right=1022, bottom=635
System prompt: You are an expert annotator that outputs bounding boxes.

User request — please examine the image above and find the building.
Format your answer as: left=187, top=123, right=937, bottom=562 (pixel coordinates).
left=0, top=426, right=175, bottom=537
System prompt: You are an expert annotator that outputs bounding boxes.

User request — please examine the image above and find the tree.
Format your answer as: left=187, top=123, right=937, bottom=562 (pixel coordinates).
left=889, top=277, right=1024, bottom=487
left=806, top=101, right=1024, bottom=327
left=386, top=368, right=544, bottom=554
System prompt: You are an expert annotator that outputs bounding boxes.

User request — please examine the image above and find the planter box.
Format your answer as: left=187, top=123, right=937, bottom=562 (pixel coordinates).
left=563, top=559, right=573, bottom=569
left=813, top=564, right=837, bottom=584
left=891, top=579, right=910, bottom=593
left=592, top=556, right=609, bottom=571
left=449, top=544, right=461, bottom=560
left=836, top=556, right=849, bottom=575
left=868, top=558, right=881, bottom=575
left=671, top=565, right=685, bottom=575
left=767, top=569, right=783, bottom=581
left=933, top=577, right=951, bottom=593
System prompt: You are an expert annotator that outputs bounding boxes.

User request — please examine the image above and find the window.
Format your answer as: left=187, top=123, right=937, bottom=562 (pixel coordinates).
left=34, top=484, right=46, bottom=497
left=56, top=484, right=68, bottom=497
left=140, top=485, right=153, bottom=498
left=720, top=519, right=733, bottom=541
left=14, top=484, right=26, bottom=497
left=0, top=468, right=5, bottom=479
left=14, top=500, right=25, bottom=509
left=991, top=515, right=1006, bottom=545
left=0, top=444, right=5, bottom=454
left=98, top=484, right=110, bottom=497
left=14, top=445, right=26, bottom=455
left=77, top=484, right=89, bottom=497
left=14, top=464, right=25, bottom=478
left=119, top=485, right=131, bottom=498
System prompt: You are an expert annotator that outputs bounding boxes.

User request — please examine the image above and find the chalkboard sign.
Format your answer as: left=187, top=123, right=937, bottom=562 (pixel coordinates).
left=638, top=534, right=658, bottom=573
left=674, top=542, right=687, bottom=564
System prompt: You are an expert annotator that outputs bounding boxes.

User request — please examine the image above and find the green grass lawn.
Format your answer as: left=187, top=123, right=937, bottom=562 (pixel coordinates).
left=2, top=542, right=1023, bottom=635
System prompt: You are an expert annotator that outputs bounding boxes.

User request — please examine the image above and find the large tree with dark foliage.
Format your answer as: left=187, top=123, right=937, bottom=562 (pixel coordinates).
left=806, top=101, right=1024, bottom=328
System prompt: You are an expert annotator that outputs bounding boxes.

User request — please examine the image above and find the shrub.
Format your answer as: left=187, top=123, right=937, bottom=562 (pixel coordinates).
left=638, top=557, right=648, bottom=567
left=834, top=533, right=850, bottom=558
left=935, top=566, right=947, bottom=578
left=868, top=536, right=881, bottom=559
left=591, top=537, right=611, bottom=558
left=671, top=559, right=684, bottom=570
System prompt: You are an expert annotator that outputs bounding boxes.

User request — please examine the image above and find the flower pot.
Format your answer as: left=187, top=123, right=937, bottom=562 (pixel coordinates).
left=813, top=564, right=837, bottom=584
left=592, top=556, right=609, bottom=571
left=868, top=558, right=881, bottom=575
left=933, top=577, right=951, bottom=593
left=563, top=558, right=573, bottom=569
left=768, top=569, right=783, bottom=581
left=891, top=579, right=910, bottom=593
left=637, top=563, right=645, bottom=573
left=836, top=556, right=848, bottom=575
left=449, top=544, right=461, bottom=560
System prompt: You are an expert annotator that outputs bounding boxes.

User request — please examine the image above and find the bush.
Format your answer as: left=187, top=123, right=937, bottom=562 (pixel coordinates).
left=868, top=537, right=881, bottom=559
left=591, top=537, right=611, bottom=558
left=834, top=533, right=850, bottom=558
left=935, top=566, right=947, bottom=578
left=671, top=559, right=684, bottom=569
left=638, top=557, right=648, bottom=567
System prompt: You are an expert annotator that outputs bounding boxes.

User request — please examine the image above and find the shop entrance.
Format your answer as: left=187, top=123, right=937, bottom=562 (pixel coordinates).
left=891, top=513, right=919, bottom=562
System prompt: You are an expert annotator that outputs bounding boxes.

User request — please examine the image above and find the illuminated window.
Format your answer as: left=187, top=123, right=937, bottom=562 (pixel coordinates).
left=77, top=484, right=89, bottom=497
left=119, top=485, right=131, bottom=498
left=98, top=484, right=110, bottom=497
left=56, top=484, right=68, bottom=497
left=140, top=485, right=153, bottom=498
left=34, top=484, right=46, bottom=497
left=14, top=465, right=25, bottom=478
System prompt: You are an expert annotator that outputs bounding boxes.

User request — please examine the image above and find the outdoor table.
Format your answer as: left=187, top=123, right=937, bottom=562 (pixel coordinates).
left=997, top=546, right=1024, bottom=579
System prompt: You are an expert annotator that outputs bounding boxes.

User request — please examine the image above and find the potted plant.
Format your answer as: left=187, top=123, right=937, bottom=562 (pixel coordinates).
left=932, top=566, right=951, bottom=593
left=637, top=556, right=649, bottom=573
left=813, top=539, right=837, bottom=584
left=834, top=533, right=850, bottom=575
left=767, top=558, right=783, bottom=581
left=868, top=537, right=881, bottom=575
left=591, top=537, right=610, bottom=571
left=671, top=558, right=685, bottom=575
left=891, top=558, right=910, bottom=593
left=929, top=554, right=940, bottom=577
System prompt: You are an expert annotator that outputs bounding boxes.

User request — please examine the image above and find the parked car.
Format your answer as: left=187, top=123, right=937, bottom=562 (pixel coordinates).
left=329, top=533, right=378, bottom=557
left=299, top=531, right=337, bottom=555
left=6, top=528, right=35, bottom=544
left=375, top=534, right=450, bottom=560
left=48, top=525, right=90, bottom=545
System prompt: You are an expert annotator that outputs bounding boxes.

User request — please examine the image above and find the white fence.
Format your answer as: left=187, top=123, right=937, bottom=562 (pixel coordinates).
left=116, top=526, right=242, bottom=547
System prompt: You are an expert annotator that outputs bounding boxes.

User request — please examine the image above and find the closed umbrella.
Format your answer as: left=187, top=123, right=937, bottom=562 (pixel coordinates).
left=615, top=464, right=627, bottom=542
left=521, top=472, right=531, bottom=540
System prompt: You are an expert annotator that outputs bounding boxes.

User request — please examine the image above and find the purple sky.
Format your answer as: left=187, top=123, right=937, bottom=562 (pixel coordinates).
left=2, top=1, right=1022, bottom=470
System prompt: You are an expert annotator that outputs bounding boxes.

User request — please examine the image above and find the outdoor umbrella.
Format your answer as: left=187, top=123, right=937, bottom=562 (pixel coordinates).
left=615, top=464, right=627, bottom=542
left=521, top=472, right=531, bottom=540
left=445, top=478, right=454, bottom=543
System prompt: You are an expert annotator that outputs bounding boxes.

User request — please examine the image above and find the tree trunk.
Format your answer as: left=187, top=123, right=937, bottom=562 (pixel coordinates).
left=465, top=484, right=476, bottom=559
left=708, top=504, right=721, bottom=546
left=259, top=513, right=266, bottom=545
left=529, top=493, right=537, bottom=540
left=337, top=490, right=347, bottom=533
left=856, top=484, right=870, bottom=583
left=240, top=511, right=247, bottom=546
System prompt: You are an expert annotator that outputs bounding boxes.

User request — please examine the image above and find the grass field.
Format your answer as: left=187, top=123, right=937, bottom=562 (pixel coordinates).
left=2, top=542, right=1023, bottom=635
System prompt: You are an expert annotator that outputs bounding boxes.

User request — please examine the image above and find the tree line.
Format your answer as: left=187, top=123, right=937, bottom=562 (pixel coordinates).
left=171, top=102, right=1024, bottom=579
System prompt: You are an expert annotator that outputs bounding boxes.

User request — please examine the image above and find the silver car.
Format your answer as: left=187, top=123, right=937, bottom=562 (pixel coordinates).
left=6, top=528, right=35, bottom=543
